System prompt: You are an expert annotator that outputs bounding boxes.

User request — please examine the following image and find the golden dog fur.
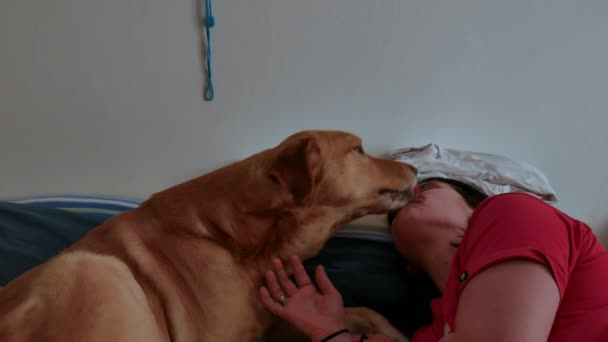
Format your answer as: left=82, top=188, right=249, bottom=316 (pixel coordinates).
left=0, top=130, right=417, bottom=342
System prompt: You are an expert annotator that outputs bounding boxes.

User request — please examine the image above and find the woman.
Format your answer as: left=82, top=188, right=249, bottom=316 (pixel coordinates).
left=260, top=178, right=608, bottom=341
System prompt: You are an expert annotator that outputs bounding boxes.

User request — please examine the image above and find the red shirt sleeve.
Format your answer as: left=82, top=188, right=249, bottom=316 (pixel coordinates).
left=433, top=193, right=607, bottom=340
left=456, top=193, right=572, bottom=299
left=413, top=193, right=586, bottom=340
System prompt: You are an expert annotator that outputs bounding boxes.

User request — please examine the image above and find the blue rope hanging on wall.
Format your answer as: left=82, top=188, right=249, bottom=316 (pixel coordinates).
left=203, top=0, right=215, bottom=101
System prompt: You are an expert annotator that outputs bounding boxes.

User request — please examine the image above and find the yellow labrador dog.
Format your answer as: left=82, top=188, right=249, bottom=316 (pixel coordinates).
left=0, top=130, right=417, bottom=342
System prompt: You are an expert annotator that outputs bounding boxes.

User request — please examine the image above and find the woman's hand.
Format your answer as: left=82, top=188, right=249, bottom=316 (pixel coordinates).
left=259, top=255, right=347, bottom=341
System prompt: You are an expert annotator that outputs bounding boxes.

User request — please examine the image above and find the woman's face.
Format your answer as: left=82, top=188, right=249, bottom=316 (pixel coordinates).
left=391, top=180, right=473, bottom=264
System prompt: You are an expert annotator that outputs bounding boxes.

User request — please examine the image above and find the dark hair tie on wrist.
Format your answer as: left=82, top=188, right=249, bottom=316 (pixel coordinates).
left=320, top=328, right=349, bottom=342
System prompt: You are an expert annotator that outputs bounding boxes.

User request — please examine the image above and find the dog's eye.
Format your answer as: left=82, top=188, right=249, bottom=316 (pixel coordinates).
left=353, top=146, right=365, bottom=154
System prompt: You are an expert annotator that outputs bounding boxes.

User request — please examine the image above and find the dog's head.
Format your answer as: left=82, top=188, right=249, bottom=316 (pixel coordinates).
left=268, top=130, right=417, bottom=213
left=261, top=130, right=417, bottom=259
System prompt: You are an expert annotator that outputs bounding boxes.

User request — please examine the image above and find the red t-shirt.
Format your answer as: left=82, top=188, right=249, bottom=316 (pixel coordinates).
left=412, top=193, right=608, bottom=341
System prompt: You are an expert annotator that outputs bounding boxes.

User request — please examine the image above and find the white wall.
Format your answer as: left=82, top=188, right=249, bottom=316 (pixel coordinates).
left=1, top=0, right=607, bottom=238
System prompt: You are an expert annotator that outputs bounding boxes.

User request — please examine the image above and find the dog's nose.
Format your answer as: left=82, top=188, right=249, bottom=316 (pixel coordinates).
left=408, top=164, right=418, bottom=176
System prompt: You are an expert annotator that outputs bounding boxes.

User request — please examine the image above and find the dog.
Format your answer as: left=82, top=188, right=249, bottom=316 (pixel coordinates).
left=0, top=130, right=417, bottom=341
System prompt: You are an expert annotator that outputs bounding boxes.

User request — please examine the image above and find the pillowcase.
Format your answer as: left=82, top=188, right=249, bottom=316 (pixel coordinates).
left=335, top=214, right=392, bottom=242
left=392, top=143, right=558, bottom=202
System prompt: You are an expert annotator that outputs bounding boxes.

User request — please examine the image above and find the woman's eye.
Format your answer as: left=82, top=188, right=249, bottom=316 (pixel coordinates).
left=418, top=183, right=434, bottom=192
left=353, top=146, right=365, bottom=154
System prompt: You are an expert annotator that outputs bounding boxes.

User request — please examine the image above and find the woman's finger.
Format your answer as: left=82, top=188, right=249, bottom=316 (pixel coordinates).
left=265, top=270, right=287, bottom=302
left=272, top=258, right=298, bottom=296
left=259, top=286, right=284, bottom=315
left=290, top=255, right=313, bottom=287
left=315, top=265, right=337, bottom=295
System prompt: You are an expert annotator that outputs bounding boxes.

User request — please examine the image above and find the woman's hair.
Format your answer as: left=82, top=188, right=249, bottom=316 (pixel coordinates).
left=387, top=178, right=488, bottom=226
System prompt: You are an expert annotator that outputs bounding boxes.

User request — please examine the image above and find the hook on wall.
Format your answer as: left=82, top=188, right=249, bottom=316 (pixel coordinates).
left=197, top=0, right=215, bottom=101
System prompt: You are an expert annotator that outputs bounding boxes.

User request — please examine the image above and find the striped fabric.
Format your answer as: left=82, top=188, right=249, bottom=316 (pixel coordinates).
left=4, top=194, right=394, bottom=242
left=334, top=225, right=393, bottom=242
left=4, top=194, right=141, bottom=219
left=335, top=214, right=393, bottom=242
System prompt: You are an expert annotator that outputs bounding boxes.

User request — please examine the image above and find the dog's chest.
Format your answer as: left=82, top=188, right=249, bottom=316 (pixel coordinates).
left=163, top=256, right=271, bottom=342
left=202, top=265, right=270, bottom=340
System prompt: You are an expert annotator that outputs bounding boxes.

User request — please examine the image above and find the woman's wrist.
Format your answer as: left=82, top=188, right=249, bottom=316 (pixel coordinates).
left=317, top=328, right=351, bottom=342
left=310, top=323, right=347, bottom=342
left=311, top=324, right=349, bottom=342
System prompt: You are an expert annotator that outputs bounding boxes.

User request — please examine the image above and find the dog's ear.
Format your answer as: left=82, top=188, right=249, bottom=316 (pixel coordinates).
left=269, top=136, right=322, bottom=203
